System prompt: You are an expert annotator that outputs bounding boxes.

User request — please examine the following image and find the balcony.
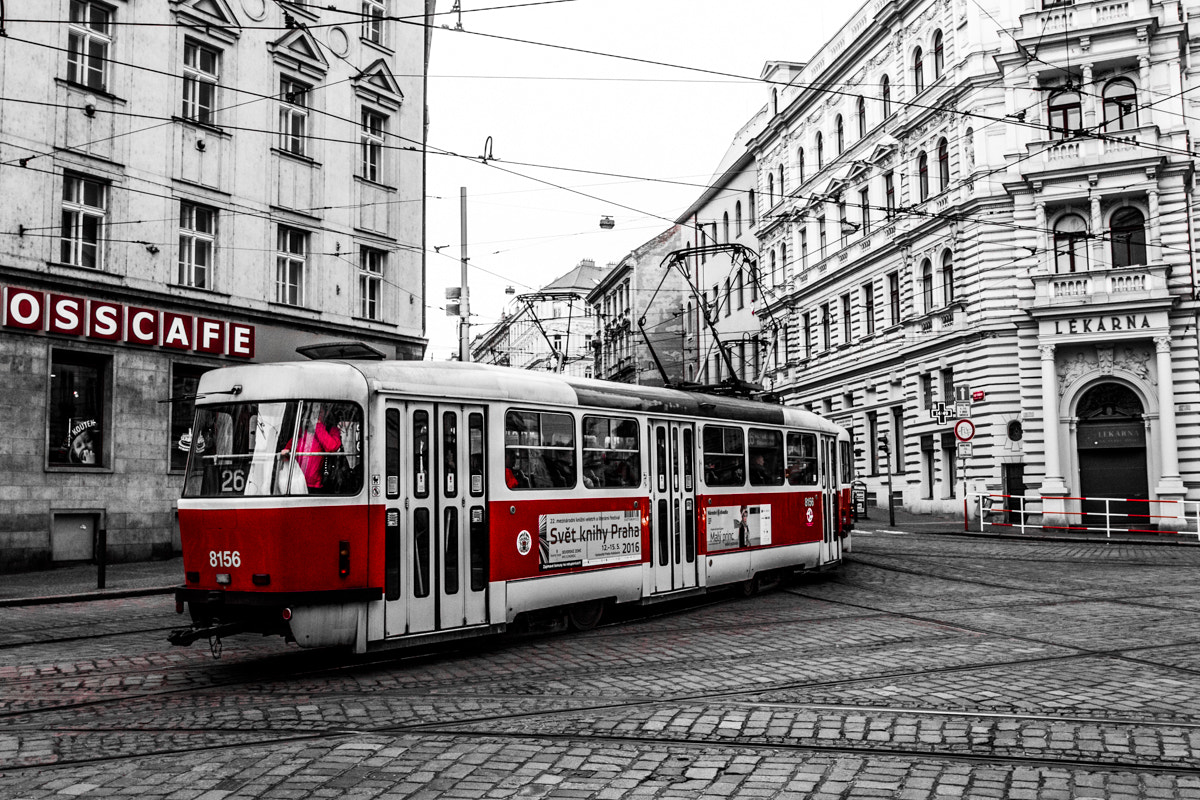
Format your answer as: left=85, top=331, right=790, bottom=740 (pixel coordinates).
left=1017, top=0, right=1154, bottom=40
left=1030, top=263, right=1172, bottom=310
left=903, top=303, right=966, bottom=341
left=1023, top=125, right=1182, bottom=176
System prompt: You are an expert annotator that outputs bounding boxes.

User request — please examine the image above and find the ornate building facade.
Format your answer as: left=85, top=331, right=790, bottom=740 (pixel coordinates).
left=0, top=0, right=433, bottom=568
left=745, top=0, right=1199, bottom=520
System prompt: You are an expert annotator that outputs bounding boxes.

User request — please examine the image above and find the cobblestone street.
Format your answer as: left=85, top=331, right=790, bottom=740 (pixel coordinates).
left=2, top=532, right=1199, bottom=798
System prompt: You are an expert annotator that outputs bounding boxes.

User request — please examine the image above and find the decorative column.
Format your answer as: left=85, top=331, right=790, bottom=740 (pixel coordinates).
left=1035, top=201, right=1049, bottom=273
left=1081, top=64, right=1095, bottom=129
left=1038, top=343, right=1070, bottom=526
left=1027, top=74, right=1041, bottom=129
left=1147, top=187, right=1162, bottom=264
left=1154, top=336, right=1187, bottom=529
left=1090, top=193, right=1103, bottom=270
left=1139, top=56, right=1153, bottom=129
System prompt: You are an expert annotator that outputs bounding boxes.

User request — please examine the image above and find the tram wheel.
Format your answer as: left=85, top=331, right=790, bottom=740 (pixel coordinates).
left=740, top=576, right=760, bottom=597
left=567, top=600, right=604, bottom=631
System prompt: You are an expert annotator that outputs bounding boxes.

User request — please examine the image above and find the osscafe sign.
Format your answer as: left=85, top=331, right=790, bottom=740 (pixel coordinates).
left=2, top=286, right=254, bottom=358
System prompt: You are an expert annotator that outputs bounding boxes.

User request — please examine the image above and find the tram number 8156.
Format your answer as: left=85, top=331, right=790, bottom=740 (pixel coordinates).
left=209, top=550, right=242, bottom=568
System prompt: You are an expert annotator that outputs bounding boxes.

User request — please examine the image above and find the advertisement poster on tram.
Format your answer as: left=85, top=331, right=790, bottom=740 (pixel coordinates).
left=538, top=510, right=642, bottom=570
left=707, top=505, right=772, bottom=551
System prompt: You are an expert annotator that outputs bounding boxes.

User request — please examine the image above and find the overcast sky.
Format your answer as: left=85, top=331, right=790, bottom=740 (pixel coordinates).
left=422, top=0, right=860, bottom=360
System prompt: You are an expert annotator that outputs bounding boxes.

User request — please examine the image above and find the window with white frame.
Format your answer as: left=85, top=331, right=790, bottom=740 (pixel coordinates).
left=276, top=225, right=308, bottom=305
left=182, top=39, right=220, bottom=125
left=178, top=201, right=216, bottom=288
left=67, top=0, right=112, bottom=91
left=61, top=173, right=106, bottom=269
left=359, top=246, right=385, bottom=319
left=363, top=0, right=387, bottom=46
left=361, top=109, right=386, bottom=182
left=278, top=77, right=311, bottom=156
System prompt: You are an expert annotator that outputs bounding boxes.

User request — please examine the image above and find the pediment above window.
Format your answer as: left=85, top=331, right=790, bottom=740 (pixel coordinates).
left=355, top=59, right=404, bottom=107
left=171, top=0, right=242, bottom=39
left=270, top=28, right=329, bottom=78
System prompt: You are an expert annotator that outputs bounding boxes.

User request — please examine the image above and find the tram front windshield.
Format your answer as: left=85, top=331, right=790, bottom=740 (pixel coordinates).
left=182, top=400, right=363, bottom=498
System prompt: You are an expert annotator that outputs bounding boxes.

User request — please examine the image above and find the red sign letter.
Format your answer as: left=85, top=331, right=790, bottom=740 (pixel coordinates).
left=4, top=288, right=44, bottom=330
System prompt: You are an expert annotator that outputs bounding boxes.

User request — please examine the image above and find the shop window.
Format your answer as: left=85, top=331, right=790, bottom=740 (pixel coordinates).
left=504, top=410, right=575, bottom=489
left=170, top=363, right=213, bottom=472
left=49, top=350, right=109, bottom=468
left=703, top=425, right=744, bottom=487
left=1110, top=207, right=1147, bottom=268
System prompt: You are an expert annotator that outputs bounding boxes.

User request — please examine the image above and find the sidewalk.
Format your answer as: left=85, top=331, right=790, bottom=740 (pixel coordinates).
left=0, top=556, right=183, bottom=607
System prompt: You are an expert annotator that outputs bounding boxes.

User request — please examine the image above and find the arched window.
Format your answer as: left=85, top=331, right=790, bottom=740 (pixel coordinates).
left=857, top=96, right=867, bottom=138
left=797, top=148, right=806, bottom=184
left=735, top=201, right=743, bottom=236
left=780, top=243, right=788, bottom=284
left=769, top=249, right=777, bottom=287
left=836, top=115, right=845, bottom=154
left=882, top=75, right=892, bottom=118
left=1110, top=207, right=1147, bottom=267
left=937, top=137, right=950, bottom=191
left=723, top=211, right=730, bottom=244
left=913, top=47, right=924, bottom=94
left=1053, top=213, right=1089, bottom=273
left=921, top=258, right=934, bottom=311
left=771, top=87, right=778, bottom=116
left=941, top=250, right=954, bottom=305
left=749, top=190, right=756, bottom=227
left=816, top=132, right=824, bottom=170
left=917, top=151, right=929, bottom=201
left=778, top=164, right=785, bottom=197
left=1048, top=91, right=1082, bottom=139
left=1102, top=79, right=1138, bottom=132
left=767, top=173, right=775, bottom=207
left=933, top=30, right=944, bottom=79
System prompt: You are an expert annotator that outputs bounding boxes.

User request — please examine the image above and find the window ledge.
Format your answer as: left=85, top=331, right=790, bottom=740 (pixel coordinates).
left=271, top=147, right=321, bottom=168
left=268, top=301, right=322, bottom=315
left=351, top=315, right=397, bottom=327
left=56, top=78, right=127, bottom=105
left=361, top=37, right=395, bottom=57
left=354, top=175, right=397, bottom=192
left=46, top=465, right=115, bottom=475
left=47, top=260, right=108, bottom=275
left=171, top=116, right=231, bottom=138
left=172, top=283, right=232, bottom=300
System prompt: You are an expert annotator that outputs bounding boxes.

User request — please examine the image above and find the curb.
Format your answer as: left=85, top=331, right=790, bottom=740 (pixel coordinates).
left=856, top=525, right=1200, bottom=547
left=0, top=585, right=179, bottom=609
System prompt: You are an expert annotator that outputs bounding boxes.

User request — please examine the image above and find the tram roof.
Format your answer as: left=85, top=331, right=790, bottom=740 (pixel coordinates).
left=197, top=361, right=844, bottom=433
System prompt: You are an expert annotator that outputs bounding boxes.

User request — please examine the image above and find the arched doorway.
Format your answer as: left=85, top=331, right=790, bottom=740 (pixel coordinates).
left=1076, top=383, right=1149, bottom=528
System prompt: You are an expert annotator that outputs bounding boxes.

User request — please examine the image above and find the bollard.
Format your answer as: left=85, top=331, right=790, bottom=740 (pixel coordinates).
left=96, top=527, right=107, bottom=589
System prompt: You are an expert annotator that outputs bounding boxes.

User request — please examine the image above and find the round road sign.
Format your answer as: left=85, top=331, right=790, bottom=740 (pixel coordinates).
left=953, top=419, right=976, bottom=442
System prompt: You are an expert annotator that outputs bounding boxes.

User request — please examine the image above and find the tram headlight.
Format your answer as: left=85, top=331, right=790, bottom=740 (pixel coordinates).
left=216, top=573, right=231, bottom=585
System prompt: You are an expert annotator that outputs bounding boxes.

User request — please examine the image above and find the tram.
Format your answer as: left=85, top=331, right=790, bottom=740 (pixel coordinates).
left=170, top=360, right=853, bottom=653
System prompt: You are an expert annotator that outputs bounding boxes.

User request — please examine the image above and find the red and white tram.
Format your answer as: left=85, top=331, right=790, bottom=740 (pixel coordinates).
left=171, top=361, right=853, bottom=653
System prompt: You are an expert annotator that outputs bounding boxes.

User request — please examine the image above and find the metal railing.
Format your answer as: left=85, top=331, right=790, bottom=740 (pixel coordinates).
left=969, top=492, right=1200, bottom=540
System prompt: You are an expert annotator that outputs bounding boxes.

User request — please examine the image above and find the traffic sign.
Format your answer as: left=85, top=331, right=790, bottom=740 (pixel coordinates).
left=953, top=418, right=976, bottom=442
left=958, top=441, right=973, bottom=457
left=955, top=384, right=971, bottom=403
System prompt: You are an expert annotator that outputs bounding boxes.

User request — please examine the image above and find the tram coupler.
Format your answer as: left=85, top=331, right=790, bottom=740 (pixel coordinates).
left=168, top=621, right=248, bottom=647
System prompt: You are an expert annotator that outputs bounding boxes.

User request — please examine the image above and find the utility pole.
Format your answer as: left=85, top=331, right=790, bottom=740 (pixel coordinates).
left=459, top=186, right=470, bottom=362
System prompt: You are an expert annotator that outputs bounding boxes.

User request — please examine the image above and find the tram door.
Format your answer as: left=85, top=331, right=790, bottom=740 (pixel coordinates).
left=649, top=420, right=698, bottom=594
left=383, top=402, right=488, bottom=638
left=819, top=434, right=842, bottom=564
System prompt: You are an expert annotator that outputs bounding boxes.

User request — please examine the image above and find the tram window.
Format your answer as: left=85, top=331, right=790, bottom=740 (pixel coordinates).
left=655, top=427, right=667, bottom=492
left=182, top=400, right=363, bottom=498
left=748, top=428, right=784, bottom=486
left=469, top=508, right=488, bottom=591
left=786, top=432, right=818, bottom=485
left=582, top=416, right=640, bottom=489
left=385, top=409, right=400, bottom=499
left=444, top=507, right=459, bottom=595
left=413, top=508, right=430, bottom=598
left=468, top=413, right=485, bottom=496
left=702, top=425, right=744, bottom=487
left=442, top=411, right=458, bottom=497
left=413, top=410, right=429, bottom=498
left=682, top=428, right=694, bottom=492
left=504, top=410, right=576, bottom=489
left=840, top=440, right=853, bottom=484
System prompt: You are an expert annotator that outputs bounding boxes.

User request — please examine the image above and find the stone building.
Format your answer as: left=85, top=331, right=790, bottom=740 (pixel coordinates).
left=588, top=226, right=690, bottom=386
left=471, top=259, right=605, bottom=377
left=0, top=0, right=432, bottom=568
left=744, top=0, right=1199, bottom=522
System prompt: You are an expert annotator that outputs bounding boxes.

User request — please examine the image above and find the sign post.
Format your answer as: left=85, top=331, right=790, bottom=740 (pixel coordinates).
left=953, top=419, right=975, bottom=525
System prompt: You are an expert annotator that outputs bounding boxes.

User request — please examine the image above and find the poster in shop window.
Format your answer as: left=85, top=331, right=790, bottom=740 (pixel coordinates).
left=538, top=510, right=642, bottom=570
left=707, top=505, right=772, bottom=551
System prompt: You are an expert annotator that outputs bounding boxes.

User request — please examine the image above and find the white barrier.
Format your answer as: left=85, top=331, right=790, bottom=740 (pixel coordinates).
left=969, top=492, right=1200, bottom=540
